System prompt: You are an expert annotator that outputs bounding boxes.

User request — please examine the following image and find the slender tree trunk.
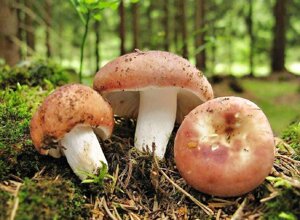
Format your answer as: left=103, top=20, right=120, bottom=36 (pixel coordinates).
left=94, top=20, right=100, bottom=72
left=195, top=0, right=206, bottom=70
left=16, top=0, right=24, bottom=58
left=132, top=2, right=139, bottom=50
left=45, top=0, right=52, bottom=58
left=178, top=0, right=188, bottom=59
left=271, top=0, right=286, bottom=73
left=163, top=0, right=169, bottom=51
left=119, top=0, right=126, bottom=55
left=0, top=0, right=20, bottom=65
left=24, top=0, right=35, bottom=55
left=227, top=17, right=233, bottom=74
left=174, top=0, right=180, bottom=53
left=211, top=26, right=216, bottom=74
left=146, top=1, right=153, bottom=49
left=245, top=0, right=254, bottom=76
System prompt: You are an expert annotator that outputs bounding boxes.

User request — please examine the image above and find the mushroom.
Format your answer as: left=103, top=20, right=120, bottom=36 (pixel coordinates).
left=93, top=50, right=213, bottom=159
left=174, top=96, right=275, bottom=197
left=30, top=84, right=114, bottom=180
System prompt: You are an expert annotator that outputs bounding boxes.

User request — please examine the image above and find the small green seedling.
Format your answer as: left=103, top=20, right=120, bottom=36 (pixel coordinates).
left=78, top=161, right=114, bottom=186
left=69, top=0, right=120, bottom=83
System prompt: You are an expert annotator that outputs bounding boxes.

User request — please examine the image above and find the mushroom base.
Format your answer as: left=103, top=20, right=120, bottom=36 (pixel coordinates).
left=135, top=88, right=177, bottom=159
left=60, top=125, right=108, bottom=180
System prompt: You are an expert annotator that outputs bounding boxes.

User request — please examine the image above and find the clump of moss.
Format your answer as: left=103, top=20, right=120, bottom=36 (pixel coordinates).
left=0, top=60, right=69, bottom=89
left=281, top=120, right=300, bottom=159
left=264, top=188, right=299, bottom=220
left=0, top=189, right=12, bottom=220
left=0, top=85, right=50, bottom=180
left=16, top=178, right=90, bottom=219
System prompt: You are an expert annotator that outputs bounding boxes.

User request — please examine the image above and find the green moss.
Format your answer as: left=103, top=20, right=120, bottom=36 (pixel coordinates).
left=16, top=178, right=90, bottom=220
left=0, top=85, right=51, bottom=180
left=0, top=60, right=69, bottom=90
left=281, top=121, right=300, bottom=159
left=0, top=189, right=12, bottom=220
left=264, top=189, right=300, bottom=220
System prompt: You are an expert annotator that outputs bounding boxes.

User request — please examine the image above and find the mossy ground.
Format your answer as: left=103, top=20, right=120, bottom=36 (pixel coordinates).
left=0, top=64, right=299, bottom=219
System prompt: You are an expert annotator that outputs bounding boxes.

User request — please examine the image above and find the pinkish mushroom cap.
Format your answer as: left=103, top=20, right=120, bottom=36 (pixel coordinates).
left=93, top=50, right=214, bottom=159
left=30, top=84, right=114, bottom=180
left=174, top=96, right=275, bottom=197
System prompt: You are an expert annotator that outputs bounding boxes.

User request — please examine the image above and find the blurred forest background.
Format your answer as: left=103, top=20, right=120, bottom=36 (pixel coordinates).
left=1, top=0, right=300, bottom=76
left=0, top=0, right=300, bottom=134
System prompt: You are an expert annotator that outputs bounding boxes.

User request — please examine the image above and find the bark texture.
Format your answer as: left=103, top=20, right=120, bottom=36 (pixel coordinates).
left=0, top=0, right=20, bottom=65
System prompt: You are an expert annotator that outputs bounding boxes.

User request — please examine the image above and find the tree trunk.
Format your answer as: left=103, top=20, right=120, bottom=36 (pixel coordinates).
left=119, top=0, right=126, bottom=55
left=132, top=2, right=139, bottom=50
left=178, top=0, right=188, bottom=59
left=146, top=1, right=153, bottom=49
left=163, top=0, right=169, bottom=51
left=271, top=0, right=286, bottom=73
left=245, top=0, right=254, bottom=76
left=16, top=0, right=24, bottom=58
left=24, top=0, right=35, bottom=55
left=45, top=0, right=52, bottom=58
left=94, top=20, right=100, bottom=72
left=0, top=0, right=20, bottom=65
left=195, top=0, right=206, bottom=70
left=174, top=0, right=180, bottom=53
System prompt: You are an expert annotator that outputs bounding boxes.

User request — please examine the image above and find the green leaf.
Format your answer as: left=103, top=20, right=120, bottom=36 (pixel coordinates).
left=278, top=212, right=297, bottom=220
left=69, top=0, right=86, bottom=24
left=93, top=13, right=102, bottom=21
left=81, top=179, right=96, bottom=184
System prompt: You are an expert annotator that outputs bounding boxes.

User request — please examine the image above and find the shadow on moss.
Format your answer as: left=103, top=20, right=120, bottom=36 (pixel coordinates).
left=15, top=177, right=90, bottom=219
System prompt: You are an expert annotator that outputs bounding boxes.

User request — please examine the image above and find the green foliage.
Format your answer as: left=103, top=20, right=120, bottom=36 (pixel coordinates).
left=0, top=61, right=68, bottom=90
left=70, top=0, right=120, bottom=82
left=16, top=178, right=90, bottom=219
left=70, top=0, right=120, bottom=22
left=80, top=162, right=114, bottom=186
left=0, top=85, right=50, bottom=180
left=281, top=121, right=300, bottom=159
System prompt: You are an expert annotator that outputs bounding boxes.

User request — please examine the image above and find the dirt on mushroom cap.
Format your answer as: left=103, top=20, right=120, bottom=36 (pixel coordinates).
left=30, top=84, right=114, bottom=154
left=93, top=50, right=214, bottom=122
left=174, top=96, right=275, bottom=197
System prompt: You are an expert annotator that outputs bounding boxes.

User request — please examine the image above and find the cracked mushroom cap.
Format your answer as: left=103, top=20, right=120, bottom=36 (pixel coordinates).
left=93, top=50, right=214, bottom=122
left=174, top=96, right=275, bottom=197
left=30, top=84, right=114, bottom=155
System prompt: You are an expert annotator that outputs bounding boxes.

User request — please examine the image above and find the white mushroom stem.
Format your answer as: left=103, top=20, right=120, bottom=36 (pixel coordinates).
left=60, top=125, right=108, bottom=180
left=135, top=88, right=178, bottom=159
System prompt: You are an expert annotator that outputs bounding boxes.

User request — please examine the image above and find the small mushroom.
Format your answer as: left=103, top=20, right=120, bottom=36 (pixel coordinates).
left=93, top=50, right=213, bottom=159
left=30, top=84, right=114, bottom=180
left=174, top=96, right=275, bottom=197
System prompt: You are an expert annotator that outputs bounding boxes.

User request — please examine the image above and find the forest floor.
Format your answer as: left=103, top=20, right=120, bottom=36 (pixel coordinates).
left=0, top=64, right=299, bottom=219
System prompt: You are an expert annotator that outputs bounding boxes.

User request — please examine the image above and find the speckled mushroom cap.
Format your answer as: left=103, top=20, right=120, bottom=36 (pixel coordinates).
left=30, top=84, right=114, bottom=155
left=93, top=50, right=214, bottom=122
left=174, top=96, right=275, bottom=197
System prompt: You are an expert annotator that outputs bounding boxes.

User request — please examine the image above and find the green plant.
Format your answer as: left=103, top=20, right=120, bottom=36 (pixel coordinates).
left=70, top=0, right=120, bottom=82
left=79, top=161, right=114, bottom=186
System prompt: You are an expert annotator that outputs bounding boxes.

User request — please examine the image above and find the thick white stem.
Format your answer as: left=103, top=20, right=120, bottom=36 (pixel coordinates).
left=135, top=88, right=177, bottom=159
left=60, top=125, right=107, bottom=180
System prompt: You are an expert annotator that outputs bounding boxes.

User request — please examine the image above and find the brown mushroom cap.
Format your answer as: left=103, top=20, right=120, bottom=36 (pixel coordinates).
left=30, top=84, right=114, bottom=155
left=93, top=50, right=214, bottom=122
left=174, top=96, right=275, bottom=197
